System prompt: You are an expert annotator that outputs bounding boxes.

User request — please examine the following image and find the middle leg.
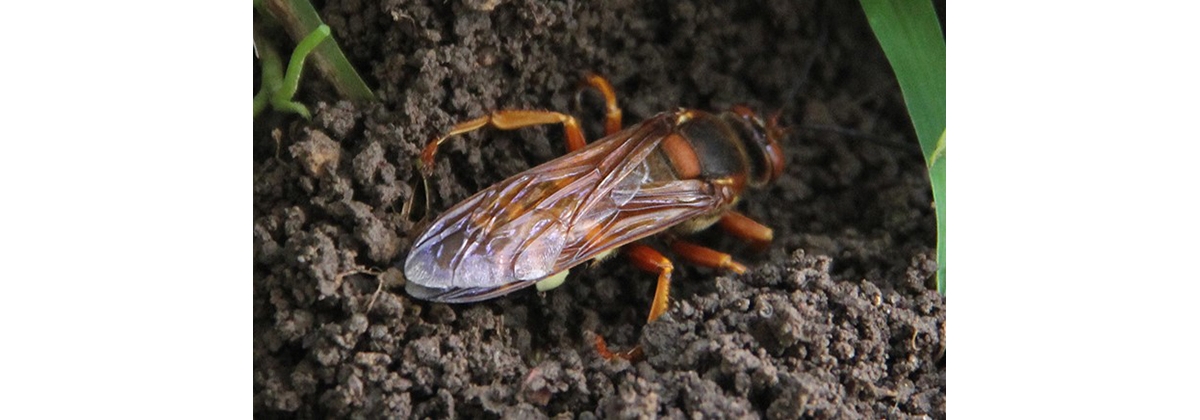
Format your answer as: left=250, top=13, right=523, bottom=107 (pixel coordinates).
left=625, top=243, right=676, bottom=322
left=594, top=243, right=674, bottom=361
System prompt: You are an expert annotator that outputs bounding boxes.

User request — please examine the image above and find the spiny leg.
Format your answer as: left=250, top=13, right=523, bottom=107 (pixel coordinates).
left=576, top=73, right=623, bottom=136
left=669, top=240, right=749, bottom=274
left=718, top=211, right=774, bottom=250
left=594, top=243, right=674, bottom=361
left=626, top=243, right=676, bottom=322
left=420, top=110, right=587, bottom=177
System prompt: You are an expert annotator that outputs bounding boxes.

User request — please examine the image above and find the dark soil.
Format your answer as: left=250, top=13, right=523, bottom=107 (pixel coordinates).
left=254, top=0, right=945, bottom=418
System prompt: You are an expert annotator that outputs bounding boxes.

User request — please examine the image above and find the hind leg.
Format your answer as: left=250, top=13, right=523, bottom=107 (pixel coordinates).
left=420, top=110, right=589, bottom=176
left=576, top=73, right=624, bottom=136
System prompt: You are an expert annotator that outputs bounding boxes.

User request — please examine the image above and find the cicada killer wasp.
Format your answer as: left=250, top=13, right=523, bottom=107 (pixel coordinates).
left=404, top=74, right=786, bottom=360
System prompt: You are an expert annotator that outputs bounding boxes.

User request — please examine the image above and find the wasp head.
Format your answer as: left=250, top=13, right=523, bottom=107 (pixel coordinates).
left=727, top=105, right=787, bottom=188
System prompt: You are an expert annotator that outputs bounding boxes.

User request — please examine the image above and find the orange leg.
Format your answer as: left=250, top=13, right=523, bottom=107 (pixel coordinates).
left=670, top=240, right=749, bottom=274
left=577, top=73, right=623, bottom=136
left=419, top=110, right=587, bottom=176
left=625, top=244, right=676, bottom=322
left=718, top=211, right=774, bottom=250
left=595, top=243, right=673, bottom=361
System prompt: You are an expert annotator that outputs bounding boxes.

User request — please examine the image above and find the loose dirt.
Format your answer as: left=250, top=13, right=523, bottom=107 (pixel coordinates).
left=254, top=0, right=945, bottom=417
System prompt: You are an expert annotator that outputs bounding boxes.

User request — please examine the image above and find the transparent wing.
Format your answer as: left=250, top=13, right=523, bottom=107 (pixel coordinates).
left=404, top=114, right=733, bottom=302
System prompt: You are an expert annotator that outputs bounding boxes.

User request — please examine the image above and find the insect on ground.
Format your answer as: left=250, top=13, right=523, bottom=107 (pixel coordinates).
left=404, top=74, right=787, bottom=360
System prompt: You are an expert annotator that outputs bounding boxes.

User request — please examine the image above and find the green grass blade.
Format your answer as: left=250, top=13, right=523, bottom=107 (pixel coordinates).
left=858, top=0, right=946, bottom=292
left=253, top=33, right=284, bottom=118
left=266, top=24, right=331, bottom=119
left=930, top=130, right=945, bottom=293
left=261, top=0, right=376, bottom=102
left=859, top=0, right=945, bottom=156
left=279, top=25, right=330, bottom=101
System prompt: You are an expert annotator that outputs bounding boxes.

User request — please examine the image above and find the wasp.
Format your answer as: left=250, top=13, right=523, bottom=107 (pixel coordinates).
left=404, top=74, right=786, bottom=359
